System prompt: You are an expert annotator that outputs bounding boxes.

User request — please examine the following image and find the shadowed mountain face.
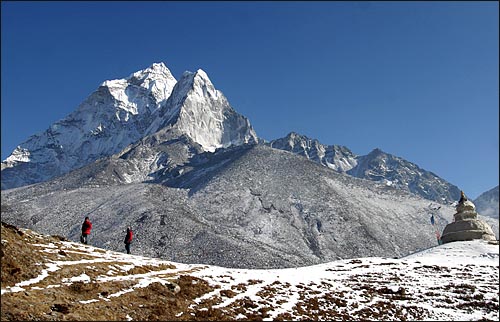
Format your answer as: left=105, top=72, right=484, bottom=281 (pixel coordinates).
left=6, top=143, right=488, bottom=269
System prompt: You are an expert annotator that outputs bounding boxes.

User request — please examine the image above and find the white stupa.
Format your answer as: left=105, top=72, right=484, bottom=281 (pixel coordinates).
left=441, top=191, right=496, bottom=244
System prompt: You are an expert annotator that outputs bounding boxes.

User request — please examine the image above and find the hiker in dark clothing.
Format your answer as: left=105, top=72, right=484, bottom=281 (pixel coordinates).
left=81, top=216, right=92, bottom=245
left=124, top=227, right=133, bottom=254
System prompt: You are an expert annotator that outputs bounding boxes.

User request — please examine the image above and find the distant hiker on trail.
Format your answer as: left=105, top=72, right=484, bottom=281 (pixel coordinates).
left=124, top=226, right=133, bottom=254
left=80, top=216, right=92, bottom=245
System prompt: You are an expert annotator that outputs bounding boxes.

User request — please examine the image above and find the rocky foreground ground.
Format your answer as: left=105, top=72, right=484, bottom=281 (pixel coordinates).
left=1, top=221, right=498, bottom=321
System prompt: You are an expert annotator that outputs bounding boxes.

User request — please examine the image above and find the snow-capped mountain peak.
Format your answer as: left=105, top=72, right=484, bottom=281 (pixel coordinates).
left=192, top=69, right=220, bottom=100
left=129, top=61, right=171, bottom=79
left=129, top=62, right=177, bottom=102
left=148, top=68, right=258, bottom=152
left=100, top=62, right=177, bottom=112
left=172, top=69, right=220, bottom=101
left=1, top=60, right=177, bottom=187
left=1, top=63, right=257, bottom=189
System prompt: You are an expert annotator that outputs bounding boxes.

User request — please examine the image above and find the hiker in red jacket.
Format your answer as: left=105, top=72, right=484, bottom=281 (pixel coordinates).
left=81, top=216, right=92, bottom=245
left=124, top=226, right=133, bottom=254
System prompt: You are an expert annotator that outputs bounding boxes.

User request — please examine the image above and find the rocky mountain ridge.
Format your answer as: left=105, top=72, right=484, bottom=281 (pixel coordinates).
left=269, top=132, right=461, bottom=204
left=269, top=132, right=358, bottom=173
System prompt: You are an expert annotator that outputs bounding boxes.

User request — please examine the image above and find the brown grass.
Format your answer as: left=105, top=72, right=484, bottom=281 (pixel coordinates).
left=0, top=222, right=218, bottom=321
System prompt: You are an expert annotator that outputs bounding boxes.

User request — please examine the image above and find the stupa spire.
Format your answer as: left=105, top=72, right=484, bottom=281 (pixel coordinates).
left=458, top=190, right=467, bottom=204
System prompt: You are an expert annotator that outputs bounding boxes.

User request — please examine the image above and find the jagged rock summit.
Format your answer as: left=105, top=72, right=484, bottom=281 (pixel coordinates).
left=269, top=132, right=358, bottom=172
left=1, top=62, right=258, bottom=189
left=441, top=191, right=496, bottom=244
left=151, top=68, right=258, bottom=152
left=269, top=133, right=461, bottom=204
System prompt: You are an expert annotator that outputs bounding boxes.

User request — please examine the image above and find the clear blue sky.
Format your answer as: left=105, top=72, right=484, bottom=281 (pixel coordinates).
left=1, top=1, right=498, bottom=199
